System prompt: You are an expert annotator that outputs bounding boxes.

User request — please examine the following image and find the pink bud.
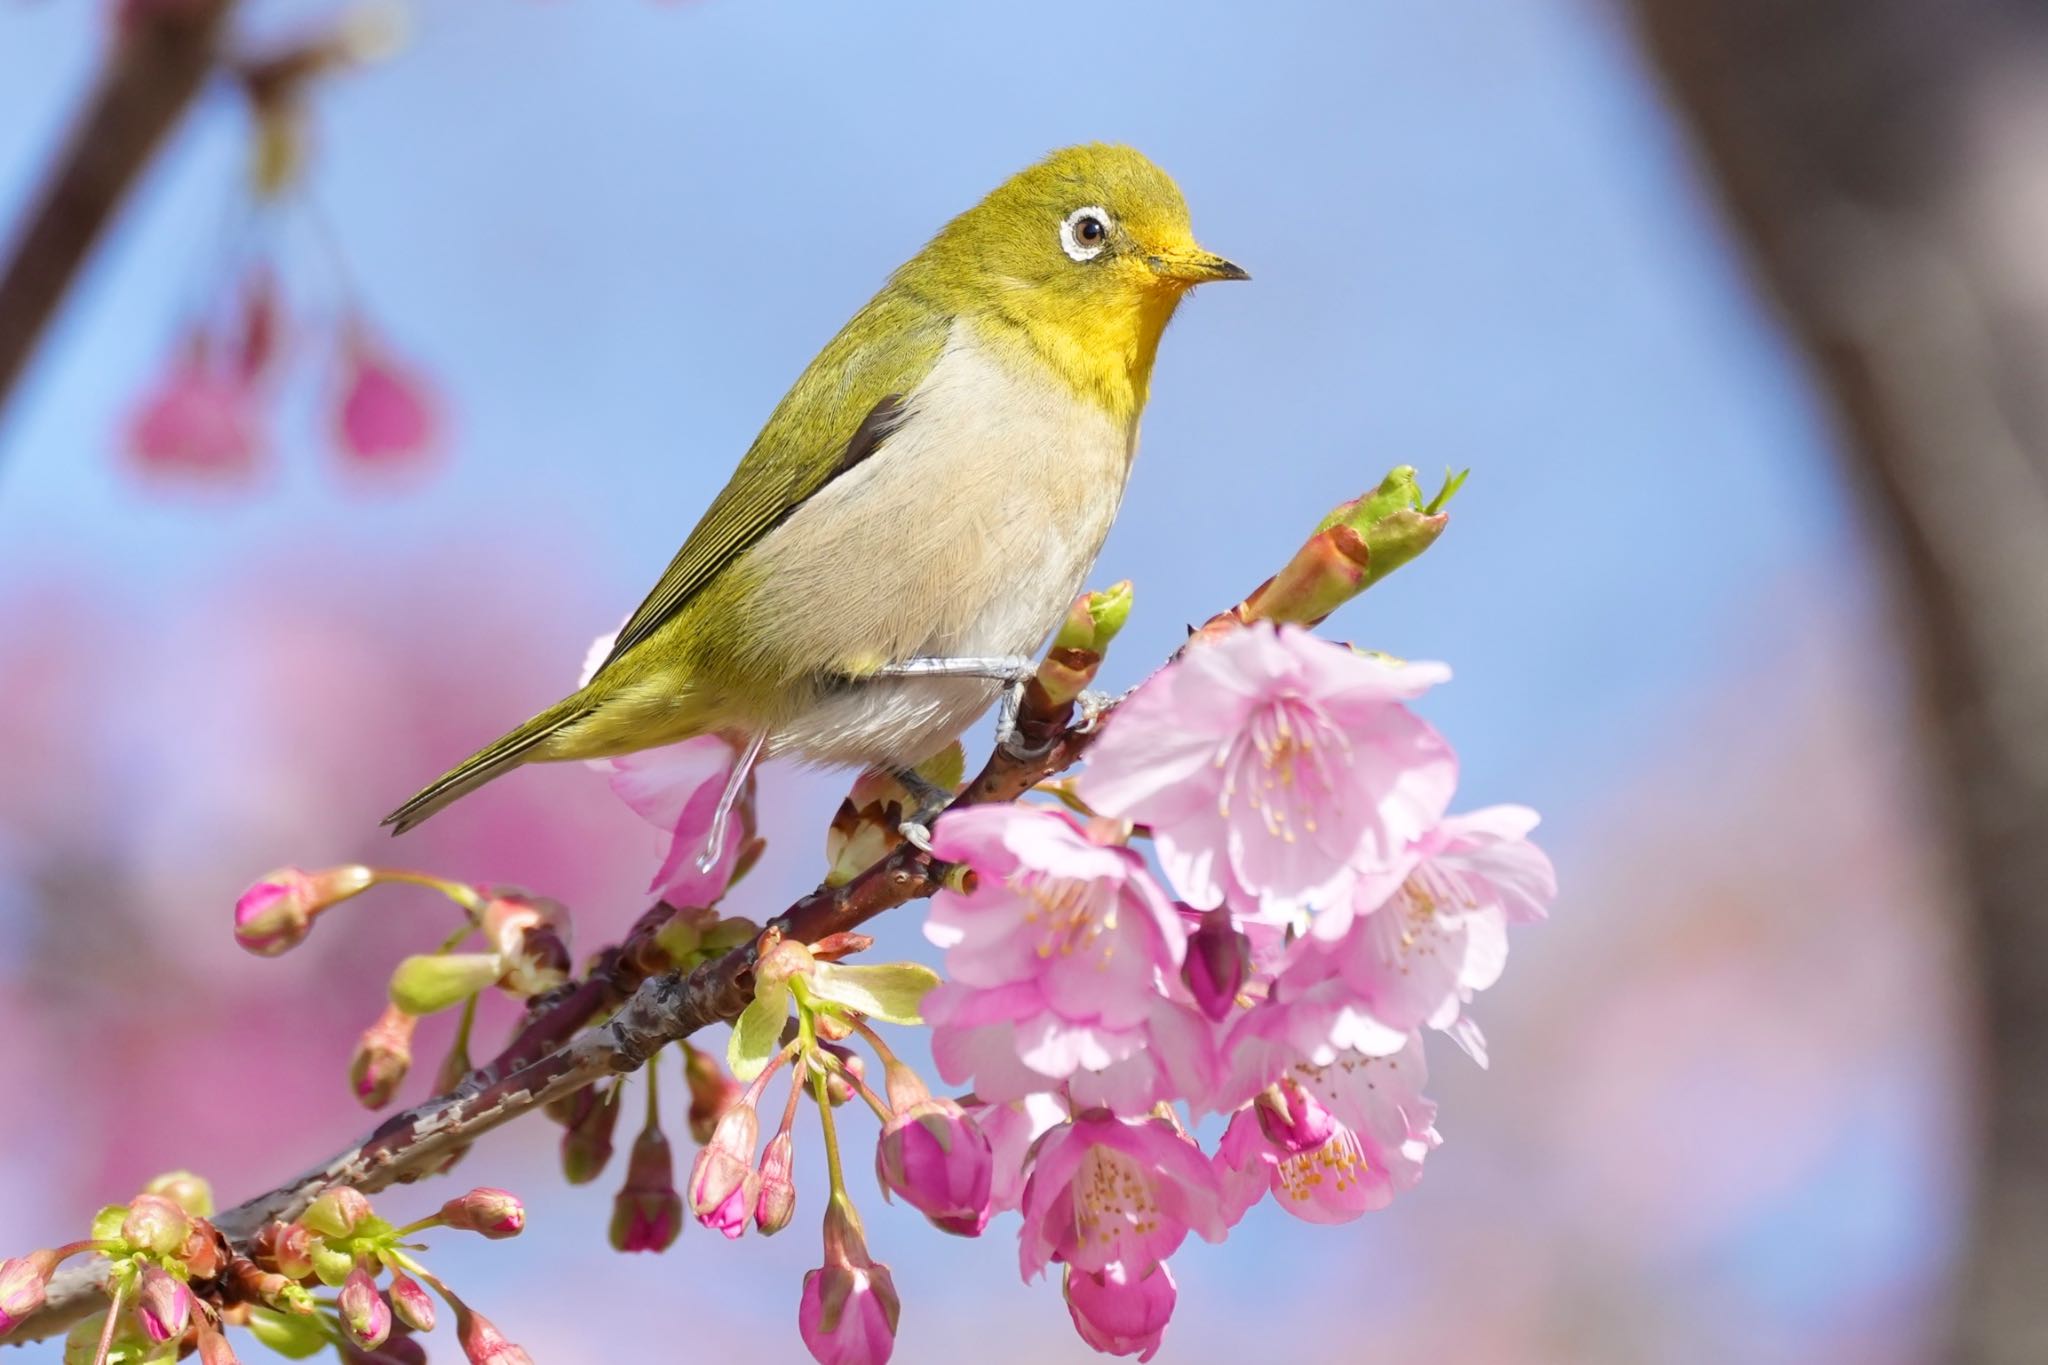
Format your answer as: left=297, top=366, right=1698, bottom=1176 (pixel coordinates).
left=799, top=1199, right=899, bottom=1365
left=135, top=1263, right=193, bottom=1344
left=559, top=1082, right=622, bottom=1184
left=689, top=1095, right=760, bottom=1240
left=682, top=1043, right=744, bottom=1146
left=121, top=1194, right=193, bottom=1256
left=350, top=1004, right=417, bottom=1108
left=454, top=1301, right=534, bottom=1365
left=252, top=1220, right=316, bottom=1279
left=609, top=1125, right=682, bottom=1254
left=1181, top=907, right=1251, bottom=1022
left=478, top=892, right=571, bottom=997
left=1254, top=1078, right=1337, bottom=1156
left=234, top=865, right=372, bottom=956
left=438, top=1188, right=525, bottom=1240
left=339, top=1262, right=391, bottom=1349
left=1064, top=1261, right=1176, bottom=1361
left=755, top=1130, right=797, bottom=1236
left=874, top=1098, right=994, bottom=1237
left=300, top=1186, right=374, bottom=1240
left=0, top=1249, right=59, bottom=1337
left=335, top=327, right=436, bottom=468
left=124, top=341, right=265, bottom=481
left=387, top=1271, right=435, bottom=1333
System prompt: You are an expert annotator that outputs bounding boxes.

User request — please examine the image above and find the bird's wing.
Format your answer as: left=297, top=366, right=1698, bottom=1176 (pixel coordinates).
left=592, top=291, right=951, bottom=675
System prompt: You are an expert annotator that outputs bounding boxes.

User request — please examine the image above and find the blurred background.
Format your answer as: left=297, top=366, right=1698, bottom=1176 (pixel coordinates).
left=5, top=0, right=2032, bottom=1360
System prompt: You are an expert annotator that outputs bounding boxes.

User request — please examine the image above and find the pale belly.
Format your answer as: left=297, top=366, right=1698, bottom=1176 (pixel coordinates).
left=741, top=322, right=1136, bottom=768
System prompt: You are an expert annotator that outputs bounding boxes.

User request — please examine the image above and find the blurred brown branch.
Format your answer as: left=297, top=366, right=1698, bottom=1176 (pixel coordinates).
left=1624, top=1, right=2048, bottom=1359
left=0, top=0, right=234, bottom=424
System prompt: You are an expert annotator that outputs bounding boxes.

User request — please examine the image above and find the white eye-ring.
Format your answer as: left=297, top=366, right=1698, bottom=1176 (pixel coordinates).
left=1059, top=205, right=1113, bottom=262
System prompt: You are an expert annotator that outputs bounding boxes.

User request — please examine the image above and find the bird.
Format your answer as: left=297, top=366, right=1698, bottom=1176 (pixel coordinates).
left=384, top=143, right=1246, bottom=847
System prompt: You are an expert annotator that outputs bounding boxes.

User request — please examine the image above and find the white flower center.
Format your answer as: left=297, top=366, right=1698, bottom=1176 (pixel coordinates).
left=1215, top=693, right=1350, bottom=844
left=1012, top=870, right=1120, bottom=967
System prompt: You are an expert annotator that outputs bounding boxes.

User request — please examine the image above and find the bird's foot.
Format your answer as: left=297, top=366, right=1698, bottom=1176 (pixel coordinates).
left=872, top=655, right=1037, bottom=685
left=892, top=766, right=956, bottom=855
left=694, top=730, right=767, bottom=874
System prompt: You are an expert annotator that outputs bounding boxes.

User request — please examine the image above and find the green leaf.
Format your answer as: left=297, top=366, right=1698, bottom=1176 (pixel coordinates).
left=807, top=962, right=940, bottom=1025
left=728, top=978, right=790, bottom=1080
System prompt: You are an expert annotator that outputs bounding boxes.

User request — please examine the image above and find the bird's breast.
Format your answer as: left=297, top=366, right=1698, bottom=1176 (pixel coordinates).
left=743, top=319, right=1137, bottom=764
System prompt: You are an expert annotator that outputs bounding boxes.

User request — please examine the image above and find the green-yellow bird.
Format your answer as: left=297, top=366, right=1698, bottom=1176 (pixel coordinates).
left=384, top=144, right=1246, bottom=843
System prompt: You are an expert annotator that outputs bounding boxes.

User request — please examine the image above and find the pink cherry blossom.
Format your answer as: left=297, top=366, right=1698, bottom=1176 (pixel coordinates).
left=608, top=736, right=747, bottom=908
left=335, top=328, right=436, bottom=467
left=1018, top=1111, right=1226, bottom=1282
left=1078, top=623, right=1456, bottom=923
left=965, top=1092, right=1069, bottom=1216
left=1214, top=1099, right=1384, bottom=1227
left=922, top=805, right=1199, bottom=1112
left=1306, top=805, right=1556, bottom=1061
left=1065, top=1260, right=1176, bottom=1361
left=125, top=344, right=264, bottom=481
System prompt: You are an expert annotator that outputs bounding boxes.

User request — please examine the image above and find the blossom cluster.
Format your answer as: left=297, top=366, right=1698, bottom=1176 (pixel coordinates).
left=912, top=622, right=1556, bottom=1359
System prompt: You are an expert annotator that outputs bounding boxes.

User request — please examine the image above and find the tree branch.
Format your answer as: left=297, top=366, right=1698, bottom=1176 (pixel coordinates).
left=0, top=0, right=234, bottom=426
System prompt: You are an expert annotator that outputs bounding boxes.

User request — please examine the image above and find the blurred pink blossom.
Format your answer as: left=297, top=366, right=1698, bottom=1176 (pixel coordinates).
left=335, top=327, right=437, bottom=467
left=125, top=342, right=265, bottom=481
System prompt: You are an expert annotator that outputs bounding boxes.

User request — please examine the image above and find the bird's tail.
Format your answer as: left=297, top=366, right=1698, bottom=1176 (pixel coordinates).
left=383, top=692, right=596, bottom=835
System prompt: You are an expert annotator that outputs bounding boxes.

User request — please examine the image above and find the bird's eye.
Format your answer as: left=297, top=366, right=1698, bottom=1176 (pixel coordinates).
left=1059, top=205, right=1113, bottom=262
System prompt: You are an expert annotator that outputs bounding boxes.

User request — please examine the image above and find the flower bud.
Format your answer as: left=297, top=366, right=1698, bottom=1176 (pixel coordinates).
left=144, top=1170, right=215, bottom=1218
left=0, top=1249, right=60, bottom=1337
left=252, top=1220, right=316, bottom=1280
left=311, top=1239, right=356, bottom=1287
left=438, top=1188, right=525, bottom=1239
left=454, top=1301, right=535, bottom=1365
left=135, top=1263, right=193, bottom=1344
left=799, top=1198, right=899, bottom=1365
left=388, top=952, right=505, bottom=1016
left=350, top=1004, right=417, bottom=1109
left=197, top=1325, right=242, bottom=1365
left=121, top=1194, right=192, bottom=1256
left=339, top=1262, right=391, bottom=1349
left=875, top=1097, right=995, bottom=1237
left=246, top=1305, right=330, bottom=1359
left=357, top=1333, right=430, bottom=1365
left=387, top=1271, right=435, bottom=1333
left=479, top=892, right=571, bottom=998
left=1181, top=907, right=1251, bottom=1022
left=610, top=1123, right=683, bottom=1254
left=1254, top=1078, right=1337, bottom=1156
left=1064, top=1261, right=1176, bottom=1361
left=559, top=1082, right=622, bottom=1184
left=682, top=1043, right=744, bottom=1146
left=820, top=1045, right=864, bottom=1109
left=179, top=1216, right=227, bottom=1281
left=754, top=1130, right=797, bottom=1236
left=234, top=865, right=373, bottom=955
left=689, top=1095, right=760, bottom=1240
left=301, top=1186, right=374, bottom=1240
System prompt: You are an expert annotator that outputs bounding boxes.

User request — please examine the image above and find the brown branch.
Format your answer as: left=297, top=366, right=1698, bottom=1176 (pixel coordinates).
left=0, top=0, right=236, bottom=424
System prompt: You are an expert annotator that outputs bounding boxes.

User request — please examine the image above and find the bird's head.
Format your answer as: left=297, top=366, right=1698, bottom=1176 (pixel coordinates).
left=919, top=144, right=1247, bottom=417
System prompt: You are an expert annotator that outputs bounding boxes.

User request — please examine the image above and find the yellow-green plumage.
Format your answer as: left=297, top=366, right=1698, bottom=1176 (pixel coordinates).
left=385, top=145, right=1244, bottom=834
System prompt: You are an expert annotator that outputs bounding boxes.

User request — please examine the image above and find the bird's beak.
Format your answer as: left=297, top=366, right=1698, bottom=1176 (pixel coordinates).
left=1146, top=247, right=1251, bottom=286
